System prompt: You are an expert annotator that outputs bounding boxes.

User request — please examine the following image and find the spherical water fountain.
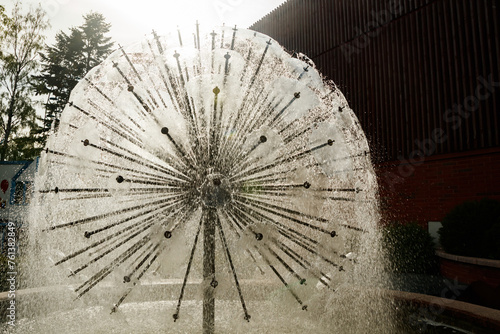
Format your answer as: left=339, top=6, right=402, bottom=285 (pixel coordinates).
left=3, top=25, right=392, bottom=333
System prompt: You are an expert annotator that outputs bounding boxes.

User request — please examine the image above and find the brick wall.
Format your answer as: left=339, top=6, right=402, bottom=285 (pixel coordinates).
left=439, top=257, right=500, bottom=288
left=377, top=147, right=500, bottom=226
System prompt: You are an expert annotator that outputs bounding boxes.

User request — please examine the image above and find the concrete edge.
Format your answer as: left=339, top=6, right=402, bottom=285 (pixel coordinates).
left=436, top=250, right=500, bottom=269
left=386, top=289, right=500, bottom=331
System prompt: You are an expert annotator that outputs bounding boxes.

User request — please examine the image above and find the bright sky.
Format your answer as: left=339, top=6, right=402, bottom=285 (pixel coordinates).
left=4, top=0, right=287, bottom=46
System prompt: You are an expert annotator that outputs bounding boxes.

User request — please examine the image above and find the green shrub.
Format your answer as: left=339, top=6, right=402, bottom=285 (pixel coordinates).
left=383, top=222, right=438, bottom=275
left=438, top=198, right=500, bottom=259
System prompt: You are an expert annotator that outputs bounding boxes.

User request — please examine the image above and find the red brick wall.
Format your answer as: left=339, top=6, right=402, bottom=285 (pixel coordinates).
left=377, top=148, right=500, bottom=226
left=439, top=257, right=500, bottom=287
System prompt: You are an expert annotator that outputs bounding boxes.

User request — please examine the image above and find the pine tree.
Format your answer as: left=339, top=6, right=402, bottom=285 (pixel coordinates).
left=0, top=5, right=5, bottom=32
left=81, top=12, right=114, bottom=73
left=35, top=12, right=114, bottom=131
left=34, top=28, right=86, bottom=130
left=0, top=2, right=49, bottom=161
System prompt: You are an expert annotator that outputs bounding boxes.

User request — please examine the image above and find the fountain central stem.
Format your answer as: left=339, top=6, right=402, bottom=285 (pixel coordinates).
left=203, top=207, right=217, bottom=334
left=200, top=172, right=231, bottom=333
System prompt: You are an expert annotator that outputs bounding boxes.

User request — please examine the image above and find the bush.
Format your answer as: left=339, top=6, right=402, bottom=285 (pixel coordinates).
left=383, top=222, right=438, bottom=275
left=438, top=198, right=500, bottom=259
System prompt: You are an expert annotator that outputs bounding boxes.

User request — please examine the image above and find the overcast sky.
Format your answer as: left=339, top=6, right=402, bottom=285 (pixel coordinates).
left=4, top=0, right=287, bottom=46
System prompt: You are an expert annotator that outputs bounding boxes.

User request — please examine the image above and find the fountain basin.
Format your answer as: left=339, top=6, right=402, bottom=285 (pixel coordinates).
left=388, top=289, right=500, bottom=333
left=1, top=283, right=387, bottom=333
left=3, top=286, right=500, bottom=333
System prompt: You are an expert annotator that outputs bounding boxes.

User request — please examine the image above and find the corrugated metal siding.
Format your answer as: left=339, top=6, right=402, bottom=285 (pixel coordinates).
left=250, top=0, right=500, bottom=162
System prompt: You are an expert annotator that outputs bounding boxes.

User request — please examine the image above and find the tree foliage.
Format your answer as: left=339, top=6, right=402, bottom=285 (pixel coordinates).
left=0, top=2, right=49, bottom=161
left=35, top=12, right=114, bottom=131
left=383, top=222, right=438, bottom=275
left=0, top=5, right=6, bottom=34
left=34, top=28, right=86, bottom=130
left=81, top=12, right=114, bottom=72
left=439, top=199, right=500, bottom=259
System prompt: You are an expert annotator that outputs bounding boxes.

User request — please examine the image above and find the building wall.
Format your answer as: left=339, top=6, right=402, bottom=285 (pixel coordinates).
left=0, top=161, right=34, bottom=221
left=439, top=256, right=500, bottom=287
left=0, top=160, right=37, bottom=254
left=251, top=0, right=500, bottom=224
left=378, top=147, right=500, bottom=223
left=251, top=0, right=500, bottom=162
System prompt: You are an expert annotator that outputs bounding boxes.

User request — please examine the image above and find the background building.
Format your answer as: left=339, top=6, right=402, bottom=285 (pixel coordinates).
left=251, top=0, right=500, bottom=226
left=0, top=160, right=38, bottom=254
